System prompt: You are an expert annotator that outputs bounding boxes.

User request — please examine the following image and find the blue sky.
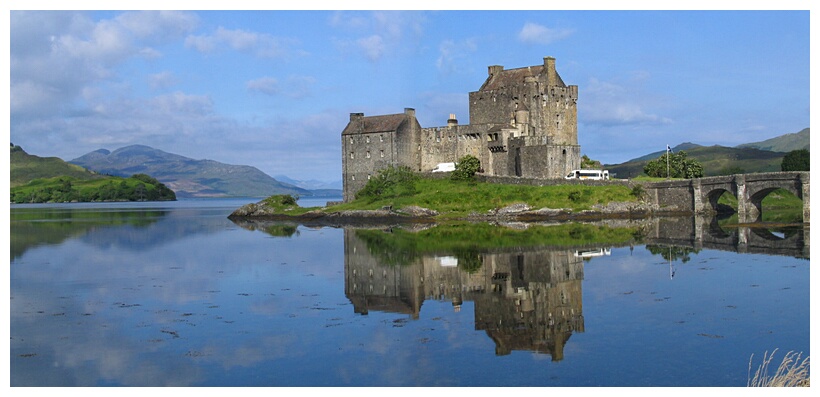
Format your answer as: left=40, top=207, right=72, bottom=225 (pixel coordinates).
left=6, top=4, right=813, bottom=183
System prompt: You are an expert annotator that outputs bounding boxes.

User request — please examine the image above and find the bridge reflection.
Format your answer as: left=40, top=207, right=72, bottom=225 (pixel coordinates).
left=643, top=215, right=809, bottom=259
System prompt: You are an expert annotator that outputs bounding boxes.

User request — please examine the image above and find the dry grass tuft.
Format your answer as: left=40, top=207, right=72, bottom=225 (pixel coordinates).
left=748, top=349, right=810, bottom=387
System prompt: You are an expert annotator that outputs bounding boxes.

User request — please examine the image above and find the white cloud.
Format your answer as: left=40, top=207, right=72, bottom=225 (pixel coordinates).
left=357, top=35, right=385, bottom=62
left=581, top=77, right=672, bottom=127
left=436, top=38, right=477, bottom=74
left=149, top=72, right=176, bottom=90
left=114, top=10, right=199, bottom=40
left=247, top=77, right=280, bottom=95
left=329, top=11, right=427, bottom=63
left=518, top=22, right=574, bottom=45
left=10, top=11, right=198, bottom=120
left=247, top=76, right=316, bottom=99
left=184, top=26, right=300, bottom=59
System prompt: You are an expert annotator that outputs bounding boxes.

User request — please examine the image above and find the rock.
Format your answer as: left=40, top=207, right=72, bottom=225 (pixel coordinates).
left=497, top=203, right=530, bottom=214
left=399, top=206, right=439, bottom=217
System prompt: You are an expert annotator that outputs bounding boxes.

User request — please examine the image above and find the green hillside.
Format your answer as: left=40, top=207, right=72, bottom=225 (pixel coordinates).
left=604, top=128, right=809, bottom=179
left=606, top=145, right=786, bottom=179
left=10, top=144, right=176, bottom=203
left=10, top=144, right=104, bottom=188
left=737, top=128, right=809, bottom=152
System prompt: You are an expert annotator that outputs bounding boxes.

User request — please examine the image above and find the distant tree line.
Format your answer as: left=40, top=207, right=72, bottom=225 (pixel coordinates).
left=11, top=173, right=176, bottom=203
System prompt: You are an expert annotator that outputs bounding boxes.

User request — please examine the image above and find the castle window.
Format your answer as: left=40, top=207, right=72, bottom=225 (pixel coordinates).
left=351, top=175, right=355, bottom=181
left=380, top=150, right=384, bottom=158
left=380, top=135, right=384, bottom=142
left=366, top=151, right=371, bottom=159
left=366, top=136, right=370, bottom=143
left=349, top=137, right=354, bottom=144
left=367, top=174, right=371, bottom=180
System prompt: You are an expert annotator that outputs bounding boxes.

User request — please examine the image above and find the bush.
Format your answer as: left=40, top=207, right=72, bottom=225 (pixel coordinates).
left=781, top=149, right=809, bottom=171
left=630, top=184, right=645, bottom=199
left=264, top=194, right=298, bottom=207
left=643, top=150, right=704, bottom=179
left=451, top=155, right=481, bottom=181
left=356, top=165, right=419, bottom=202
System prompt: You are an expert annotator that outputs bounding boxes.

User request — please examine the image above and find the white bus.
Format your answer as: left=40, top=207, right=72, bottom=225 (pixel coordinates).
left=565, top=169, right=610, bottom=180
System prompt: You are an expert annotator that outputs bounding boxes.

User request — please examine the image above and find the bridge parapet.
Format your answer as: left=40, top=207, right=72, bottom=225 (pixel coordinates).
left=641, top=172, right=809, bottom=223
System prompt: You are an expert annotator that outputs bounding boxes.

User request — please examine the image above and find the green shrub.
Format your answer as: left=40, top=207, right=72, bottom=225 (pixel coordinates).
left=781, top=149, right=809, bottom=171
left=630, top=184, right=645, bottom=199
left=451, top=155, right=481, bottom=181
left=356, top=165, right=419, bottom=202
left=643, top=150, right=704, bottom=179
left=263, top=194, right=298, bottom=207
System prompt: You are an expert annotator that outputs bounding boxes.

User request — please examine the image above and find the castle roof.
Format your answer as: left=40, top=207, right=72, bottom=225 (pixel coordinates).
left=480, top=65, right=566, bottom=91
left=342, top=113, right=410, bottom=135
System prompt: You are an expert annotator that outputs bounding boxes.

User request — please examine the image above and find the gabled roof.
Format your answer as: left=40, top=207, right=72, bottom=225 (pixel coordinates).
left=480, top=65, right=566, bottom=91
left=342, top=113, right=409, bottom=135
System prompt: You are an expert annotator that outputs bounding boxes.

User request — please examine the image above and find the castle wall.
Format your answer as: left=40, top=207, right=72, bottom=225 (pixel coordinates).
left=419, top=126, right=457, bottom=172
left=508, top=137, right=581, bottom=179
left=342, top=131, right=397, bottom=201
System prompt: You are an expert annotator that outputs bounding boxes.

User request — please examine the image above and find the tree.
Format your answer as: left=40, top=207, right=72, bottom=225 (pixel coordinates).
left=451, top=155, right=481, bottom=181
left=580, top=154, right=602, bottom=169
left=781, top=149, right=809, bottom=171
left=643, top=150, right=704, bottom=179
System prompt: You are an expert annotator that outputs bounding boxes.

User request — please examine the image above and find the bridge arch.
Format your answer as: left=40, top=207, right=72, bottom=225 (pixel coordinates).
left=647, top=172, right=809, bottom=224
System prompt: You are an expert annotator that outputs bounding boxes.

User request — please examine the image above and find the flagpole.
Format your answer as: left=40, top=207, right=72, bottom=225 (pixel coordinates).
left=666, top=145, right=670, bottom=180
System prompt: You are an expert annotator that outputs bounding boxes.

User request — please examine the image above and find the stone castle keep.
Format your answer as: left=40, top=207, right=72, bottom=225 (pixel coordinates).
left=341, top=56, right=580, bottom=201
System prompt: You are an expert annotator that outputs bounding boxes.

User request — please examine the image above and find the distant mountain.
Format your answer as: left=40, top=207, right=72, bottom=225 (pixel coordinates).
left=11, top=144, right=104, bottom=188
left=737, top=128, right=809, bottom=152
left=274, top=175, right=342, bottom=191
left=71, top=145, right=310, bottom=198
left=603, top=128, right=809, bottom=179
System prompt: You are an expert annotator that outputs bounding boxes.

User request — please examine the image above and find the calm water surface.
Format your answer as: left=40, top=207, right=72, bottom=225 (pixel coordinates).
left=9, top=198, right=810, bottom=387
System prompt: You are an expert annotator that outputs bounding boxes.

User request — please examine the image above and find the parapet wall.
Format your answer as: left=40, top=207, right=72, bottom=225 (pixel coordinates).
left=474, top=174, right=629, bottom=187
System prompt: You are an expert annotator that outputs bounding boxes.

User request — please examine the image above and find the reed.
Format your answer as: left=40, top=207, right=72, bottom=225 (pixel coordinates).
left=748, top=349, right=810, bottom=387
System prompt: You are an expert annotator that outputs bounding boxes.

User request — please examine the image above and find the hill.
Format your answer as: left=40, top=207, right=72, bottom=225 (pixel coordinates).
left=10, top=144, right=176, bottom=203
left=274, top=174, right=342, bottom=191
left=70, top=145, right=310, bottom=198
left=737, top=128, right=809, bottom=152
left=10, top=144, right=105, bottom=188
left=604, top=128, right=808, bottom=179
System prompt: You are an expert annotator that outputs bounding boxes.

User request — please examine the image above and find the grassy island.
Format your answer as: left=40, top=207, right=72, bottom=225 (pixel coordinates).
left=233, top=165, right=642, bottom=221
left=330, top=177, right=638, bottom=218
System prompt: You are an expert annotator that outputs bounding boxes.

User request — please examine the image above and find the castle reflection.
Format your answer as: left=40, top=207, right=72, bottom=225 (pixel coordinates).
left=343, top=227, right=591, bottom=361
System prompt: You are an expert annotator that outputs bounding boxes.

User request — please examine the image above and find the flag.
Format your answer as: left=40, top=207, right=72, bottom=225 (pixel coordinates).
left=666, top=145, right=672, bottom=153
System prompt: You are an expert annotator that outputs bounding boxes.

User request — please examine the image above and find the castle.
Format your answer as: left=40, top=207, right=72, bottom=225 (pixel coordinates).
left=341, top=56, right=580, bottom=202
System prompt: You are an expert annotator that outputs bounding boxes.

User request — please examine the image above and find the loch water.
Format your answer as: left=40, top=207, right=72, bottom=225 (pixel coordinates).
left=9, top=198, right=810, bottom=387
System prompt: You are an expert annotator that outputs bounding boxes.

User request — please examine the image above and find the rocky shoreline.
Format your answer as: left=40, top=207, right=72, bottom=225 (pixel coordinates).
left=226, top=200, right=693, bottom=227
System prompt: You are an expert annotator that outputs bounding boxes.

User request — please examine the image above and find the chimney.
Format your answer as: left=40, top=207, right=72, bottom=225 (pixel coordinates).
left=488, top=65, right=503, bottom=76
left=350, top=112, right=364, bottom=122
left=544, top=56, right=557, bottom=86
left=404, top=108, right=416, bottom=118
left=447, top=113, right=458, bottom=127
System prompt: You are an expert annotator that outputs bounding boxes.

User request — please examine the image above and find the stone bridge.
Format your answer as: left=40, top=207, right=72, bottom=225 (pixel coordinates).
left=643, top=172, right=809, bottom=223
left=643, top=216, right=809, bottom=259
